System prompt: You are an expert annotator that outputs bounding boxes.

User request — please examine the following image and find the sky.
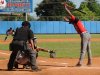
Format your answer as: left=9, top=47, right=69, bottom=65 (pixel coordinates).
left=30, top=0, right=43, bottom=18
left=69, top=0, right=84, bottom=8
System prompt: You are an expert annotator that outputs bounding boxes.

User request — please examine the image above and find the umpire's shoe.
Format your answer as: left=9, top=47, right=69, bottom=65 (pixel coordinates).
left=7, top=67, right=13, bottom=71
left=31, top=68, right=41, bottom=72
left=7, top=64, right=13, bottom=71
left=31, top=66, right=41, bottom=72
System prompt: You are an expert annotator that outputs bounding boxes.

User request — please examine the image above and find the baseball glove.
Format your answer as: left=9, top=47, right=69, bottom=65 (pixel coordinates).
left=49, top=50, right=56, bottom=58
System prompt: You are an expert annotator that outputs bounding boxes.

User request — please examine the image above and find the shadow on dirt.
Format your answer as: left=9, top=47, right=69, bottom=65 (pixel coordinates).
left=0, top=69, right=8, bottom=71
left=0, top=69, right=31, bottom=72
left=39, top=64, right=66, bottom=67
left=67, top=66, right=75, bottom=67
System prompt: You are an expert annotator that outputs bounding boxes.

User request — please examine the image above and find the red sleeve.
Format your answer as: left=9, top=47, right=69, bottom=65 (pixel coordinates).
left=70, top=15, right=75, bottom=21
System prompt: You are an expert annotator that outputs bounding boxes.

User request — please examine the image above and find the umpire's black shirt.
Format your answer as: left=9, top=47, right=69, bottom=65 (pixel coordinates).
left=13, top=27, right=33, bottom=42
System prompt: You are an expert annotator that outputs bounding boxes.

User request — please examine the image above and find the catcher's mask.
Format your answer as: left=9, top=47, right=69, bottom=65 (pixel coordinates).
left=33, top=36, right=37, bottom=43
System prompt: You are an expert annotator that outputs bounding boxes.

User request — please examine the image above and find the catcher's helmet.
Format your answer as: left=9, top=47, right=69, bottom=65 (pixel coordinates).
left=33, top=36, right=37, bottom=43
left=33, top=36, right=37, bottom=39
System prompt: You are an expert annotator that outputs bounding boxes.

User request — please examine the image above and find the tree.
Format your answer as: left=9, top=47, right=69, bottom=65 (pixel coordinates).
left=79, top=0, right=100, bottom=20
left=35, top=0, right=76, bottom=21
left=86, top=0, right=100, bottom=15
left=76, top=1, right=96, bottom=21
left=34, top=0, right=99, bottom=21
left=80, top=0, right=100, bottom=20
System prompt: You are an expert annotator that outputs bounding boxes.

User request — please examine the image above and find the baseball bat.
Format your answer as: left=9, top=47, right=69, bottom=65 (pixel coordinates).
left=74, top=9, right=86, bottom=14
left=62, top=2, right=86, bottom=14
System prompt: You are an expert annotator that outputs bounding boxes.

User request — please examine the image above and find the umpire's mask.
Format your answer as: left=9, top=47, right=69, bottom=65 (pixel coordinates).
left=22, top=21, right=31, bottom=28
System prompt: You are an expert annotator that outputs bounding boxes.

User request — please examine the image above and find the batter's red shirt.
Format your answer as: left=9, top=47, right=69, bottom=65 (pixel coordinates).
left=70, top=15, right=87, bottom=34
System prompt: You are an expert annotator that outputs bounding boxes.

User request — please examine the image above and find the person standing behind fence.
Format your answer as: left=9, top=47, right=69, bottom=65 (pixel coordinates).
left=63, top=3, right=92, bottom=66
left=4, top=27, right=15, bottom=41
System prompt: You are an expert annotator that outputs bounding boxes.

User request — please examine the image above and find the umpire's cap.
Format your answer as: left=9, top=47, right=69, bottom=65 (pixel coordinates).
left=22, top=21, right=31, bottom=28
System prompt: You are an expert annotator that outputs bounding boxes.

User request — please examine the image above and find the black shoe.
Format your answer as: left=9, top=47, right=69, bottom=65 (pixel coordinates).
left=31, top=68, right=41, bottom=72
left=14, top=63, right=18, bottom=69
left=87, top=62, right=92, bottom=66
left=76, top=63, right=82, bottom=67
left=7, top=68, right=13, bottom=71
left=7, top=65, right=13, bottom=71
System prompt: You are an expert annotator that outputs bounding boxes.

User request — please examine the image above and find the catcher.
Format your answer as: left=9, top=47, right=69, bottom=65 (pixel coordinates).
left=14, top=36, right=56, bottom=69
left=32, top=37, right=56, bottom=58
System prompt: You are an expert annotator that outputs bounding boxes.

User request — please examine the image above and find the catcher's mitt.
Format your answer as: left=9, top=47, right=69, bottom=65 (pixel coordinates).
left=49, top=50, right=56, bottom=58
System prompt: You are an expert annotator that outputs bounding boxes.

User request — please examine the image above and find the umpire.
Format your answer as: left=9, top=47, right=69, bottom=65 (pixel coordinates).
left=7, top=21, right=40, bottom=71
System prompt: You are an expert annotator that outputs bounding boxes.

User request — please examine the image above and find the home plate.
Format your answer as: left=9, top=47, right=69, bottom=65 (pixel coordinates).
left=39, top=60, right=47, bottom=62
left=53, top=62, right=68, bottom=66
left=59, top=63, right=68, bottom=65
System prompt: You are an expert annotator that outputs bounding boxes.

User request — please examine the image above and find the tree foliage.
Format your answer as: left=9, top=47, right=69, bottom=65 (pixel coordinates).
left=34, top=0, right=100, bottom=21
left=79, top=0, right=100, bottom=20
left=86, top=0, right=100, bottom=15
left=35, top=0, right=75, bottom=21
left=76, top=2, right=95, bottom=21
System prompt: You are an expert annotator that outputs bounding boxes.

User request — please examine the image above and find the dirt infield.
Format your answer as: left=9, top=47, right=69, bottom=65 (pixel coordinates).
left=0, top=38, right=100, bottom=75
left=0, top=38, right=100, bottom=44
left=0, top=50, right=100, bottom=75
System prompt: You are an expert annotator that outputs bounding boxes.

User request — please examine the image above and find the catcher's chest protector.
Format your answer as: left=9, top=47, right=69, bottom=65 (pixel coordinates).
left=15, top=51, right=30, bottom=65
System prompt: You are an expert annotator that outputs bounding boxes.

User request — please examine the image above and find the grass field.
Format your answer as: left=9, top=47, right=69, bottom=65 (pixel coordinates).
left=0, top=34, right=100, bottom=58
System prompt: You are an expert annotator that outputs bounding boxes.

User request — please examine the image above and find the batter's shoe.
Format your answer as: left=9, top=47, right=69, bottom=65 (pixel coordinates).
left=76, top=63, right=82, bottom=67
left=87, top=62, right=92, bottom=66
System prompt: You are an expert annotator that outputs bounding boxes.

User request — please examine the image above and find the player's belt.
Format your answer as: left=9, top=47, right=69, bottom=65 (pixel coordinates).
left=81, top=31, right=88, bottom=34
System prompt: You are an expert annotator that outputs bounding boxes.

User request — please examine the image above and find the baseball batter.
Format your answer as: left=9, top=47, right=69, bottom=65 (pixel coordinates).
left=63, top=3, right=92, bottom=66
